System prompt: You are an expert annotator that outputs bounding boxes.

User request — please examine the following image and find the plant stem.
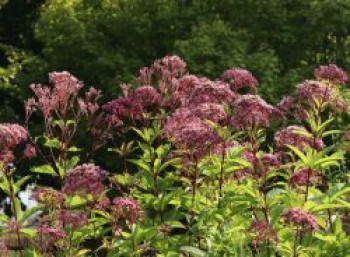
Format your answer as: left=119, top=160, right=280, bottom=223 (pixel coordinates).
left=218, top=142, right=225, bottom=209
left=6, top=171, right=23, bottom=257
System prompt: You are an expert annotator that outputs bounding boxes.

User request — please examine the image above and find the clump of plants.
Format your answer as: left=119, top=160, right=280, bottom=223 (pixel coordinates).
left=0, top=57, right=349, bottom=256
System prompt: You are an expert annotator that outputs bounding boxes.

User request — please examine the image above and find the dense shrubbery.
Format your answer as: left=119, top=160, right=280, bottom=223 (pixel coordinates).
left=0, top=56, right=350, bottom=256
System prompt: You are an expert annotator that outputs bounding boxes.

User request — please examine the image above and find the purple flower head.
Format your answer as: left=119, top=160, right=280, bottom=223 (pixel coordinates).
left=62, top=163, right=107, bottom=197
left=134, top=85, right=162, bottom=107
left=314, top=64, right=347, bottom=85
left=277, top=96, right=296, bottom=113
left=103, top=97, right=144, bottom=122
left=0, top=124, right=28, bottom=164
left=249, top=220, right=277, bottom=248
left=23, top=144, right=37, bottom=159
left=232, top=151, right=258, bottom=180
left=296, top=80, right=333, bottom=105
left=37, top=225, right=66, bottom=250
left=164, top=108, right=220, bottom=152
left=168, top=75, right=206, bottom=107
left=230, top=95, right=283, bottom=130
left=212, top=140, right=241, bottom=156
left=333, top=97, right=348, bottom=113
left=31, top=187, right=65, bottom=207
left=221, top=68, right=259, bottom=92
left=187, top=80, right=236, bottom=106
left=112, top=197, right=140, bottom=224
left=78, top=87, right=102, bottom=116
left=289, top=168, right=325, bottom=187
left=29, top=71, right=84, bottom=120
left=274, top=126, right=324, bottom=151
left=151, top=55, right=187, bottom=82
left=262, top=153, right=280, bottom=174
left=58, top=210, right=88, bottom=229
left=0, top=124, right=28, bottom=151
left=283, top=208, right=318, bottom=232
left=191, top=103, right=227, bottom=123
left=139, top=67, right=154, bottom=86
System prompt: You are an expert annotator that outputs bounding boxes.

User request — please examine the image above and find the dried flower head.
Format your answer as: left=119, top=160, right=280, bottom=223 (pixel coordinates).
left=221, top=68, right=259, bottom=92
left=230, top=95, right=283, bottom=130
left=314, top=64, right=347, bottom=85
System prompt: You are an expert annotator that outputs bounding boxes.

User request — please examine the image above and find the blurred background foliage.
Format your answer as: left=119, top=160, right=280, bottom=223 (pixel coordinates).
left=1, top=0, right=350, bottom=121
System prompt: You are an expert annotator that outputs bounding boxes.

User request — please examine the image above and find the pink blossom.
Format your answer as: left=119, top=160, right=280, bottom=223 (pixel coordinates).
left=230, top=95, right=283, bottom=130
left=314, top=64, right=347, bottom=85
left=151, top=55, right=187, bottom=83
left=58, top=210, right=88, bottom=229
left=112, top=197, right=140, bottom=224
left=274, top=125, right=324, bottom=151
left=23, top=144, right=37, bottom=159
left=249, top=220, right=277, bottom=248
left=191, top=103, right=227, bottom=123
left=62, top=163, right=107, bottom=197
left=31, top=187, right=65, bottom=207
left=103, top=97, right=144, bottom=122
left=283, top=208, right=318, bottom=232
left=37, top=225, right=66, bottom=250
left=134, top=85, right=162, bottom=106
left=164, top=108, right=220, bottom=151
left=221, top=68, right=259, bottom=92
left=289, top=168, right=325, bottom=187
left=187, top=80, right=236, bottom=106
left=296, top=80, right=333, bottom=105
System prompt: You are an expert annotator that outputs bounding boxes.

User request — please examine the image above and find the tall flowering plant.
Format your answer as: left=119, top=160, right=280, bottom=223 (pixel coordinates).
left=0, top=57, right=349, bottom=256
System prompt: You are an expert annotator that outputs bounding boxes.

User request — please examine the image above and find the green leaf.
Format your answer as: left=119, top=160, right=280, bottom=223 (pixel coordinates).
left=180, top=246, right=206, bottom=257
left=43, top=137, right=61, bottom=149
left=285, top=144, right=307, bottom=163
left=31, top=165, right=56, bottom=175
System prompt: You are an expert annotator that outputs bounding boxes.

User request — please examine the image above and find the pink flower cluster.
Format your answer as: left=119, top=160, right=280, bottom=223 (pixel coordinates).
left=296, top=80, right=333, bottom=105
left=37, top=225, right=66, bottom=250
left=249, top=220, right=277, bottom=248
left=103, top=97, right=144, bottom=124
left=230, top=95, right=283, bottom=130
left=112, top=197, right=140, bottom=224
left=164, top=108, right=220, bottom=152
left=314, top=64, right=347, bottom=85
left=283, top=208, right=318, bottom=232
left=0, top=123, right=28, bottom=163
left=186, top=80, right=236, bottom=106
left=27, top=71, right=83, bottom=120
left=58, top=210, right=88, bottom=229
left=221, top=68, right=259, bottom=92
left=139, top=56, right=186, bottom=87
left=274, top=125, right=324, bottom=151
left=32, top=187, right=66, bottom=207
left=62, top=163, right=107, bottom=197
left=289, top=168, right=324, bottom=187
